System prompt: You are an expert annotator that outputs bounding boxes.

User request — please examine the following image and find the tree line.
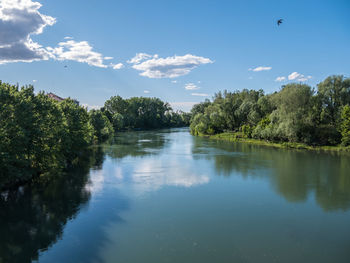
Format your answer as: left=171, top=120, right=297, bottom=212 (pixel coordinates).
left=190, top=75, right=350, bottom=147
left=0, top=82, right=189, bottom=189
left=101, top=95, right=191, bottom=132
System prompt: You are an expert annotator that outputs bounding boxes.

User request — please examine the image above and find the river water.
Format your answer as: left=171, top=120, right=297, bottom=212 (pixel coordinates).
left=1, top=128, right=349, bottom=263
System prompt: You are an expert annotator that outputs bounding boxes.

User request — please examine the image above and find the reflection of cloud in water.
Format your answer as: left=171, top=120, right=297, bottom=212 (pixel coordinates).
left=118, top=158, right=209, bottom=197
left=115, top=166, right=123, bottom=180
left=85, top=169, right=105, bottom=195
left=138, top=139, right=152, bottom=143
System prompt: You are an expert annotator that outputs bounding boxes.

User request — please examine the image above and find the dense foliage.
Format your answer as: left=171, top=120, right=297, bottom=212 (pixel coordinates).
left=0, top=82, right=96, bottom=188
left=0, top=82, right=190, bottom=189
left=103, top=95, right=191, bottom=131
left=190, top=75, right=350, bottom=146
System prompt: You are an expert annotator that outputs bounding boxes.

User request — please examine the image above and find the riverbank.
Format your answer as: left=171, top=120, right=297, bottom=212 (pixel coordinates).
left=205, top=132, right=350, bottom=153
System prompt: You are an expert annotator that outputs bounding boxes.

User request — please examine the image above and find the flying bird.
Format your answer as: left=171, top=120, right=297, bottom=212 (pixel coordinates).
left=64, top=65, right=68, bottom=68
left=277, top=19, right=283, bottom=26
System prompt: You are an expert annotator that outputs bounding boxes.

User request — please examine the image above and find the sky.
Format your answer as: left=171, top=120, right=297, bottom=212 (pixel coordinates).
left=0, top=0, right=349, bottom=111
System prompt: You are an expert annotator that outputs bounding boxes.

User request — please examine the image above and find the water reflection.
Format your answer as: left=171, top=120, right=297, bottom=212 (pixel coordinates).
left=0, top=148, right=128, bottom=263
left=125, top=158, right=209, bottom=196
left=103, top=129, right=210, bottom=197
left=192, top=137, right=350, bottom=211
left=103, top=130, right=169, bottom=159
left=0, top=168, right=91, bottom=263
left=2, top=129, right=349, bottom=263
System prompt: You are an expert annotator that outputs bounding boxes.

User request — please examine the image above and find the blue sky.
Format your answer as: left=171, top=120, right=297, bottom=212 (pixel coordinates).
left=0, top=0, right=349, bottom=111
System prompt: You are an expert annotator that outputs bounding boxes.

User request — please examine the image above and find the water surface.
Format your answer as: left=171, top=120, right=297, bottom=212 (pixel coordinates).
left=1, top=128, right=350, bottom=263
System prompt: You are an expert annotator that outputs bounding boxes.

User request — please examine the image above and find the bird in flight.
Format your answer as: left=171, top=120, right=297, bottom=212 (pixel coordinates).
left=64, top=65, right=68, bottom=68
left=277, top=19, right=283, bottom=26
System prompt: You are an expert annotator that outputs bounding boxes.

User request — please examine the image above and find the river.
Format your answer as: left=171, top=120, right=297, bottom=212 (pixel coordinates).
left=1, top=128, right=349, bottom=263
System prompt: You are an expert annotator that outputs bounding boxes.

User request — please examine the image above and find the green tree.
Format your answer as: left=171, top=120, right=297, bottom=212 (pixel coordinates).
left=188, top=75, right=350, bottom=146
left=340, top=105, right=350, bottom=146
left=112, top=113, right=124, bottom=131
left=89, top=110, right=114, bottom=143
left=59, top=99, right=94, bottom=165
left=317, top=75, right=350, bottom=125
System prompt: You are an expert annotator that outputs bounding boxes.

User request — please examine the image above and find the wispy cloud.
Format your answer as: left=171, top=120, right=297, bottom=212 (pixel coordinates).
left=127, top=53, right=156, bottom=64
left=129, top=53, right=213, bottom=78
left=81, top=103, right=102, bottom=111
left=249, top=66, right=272, bottom=72
left=191, top=93, right=209, bottom=97
left=111, top=63, right=124, bottom=70
left=288, top=72, right=312, bottom=82
left=185, top=83, right=200, bottom=90
left=144, top=90, right=150, bottom=94
left=298, top=76, right=312, bottom=82
left=288, top=72, right=301, bottom=80
left=275, top=76, right=286, bottom=82
left=170, top=102, right=197, bottom=112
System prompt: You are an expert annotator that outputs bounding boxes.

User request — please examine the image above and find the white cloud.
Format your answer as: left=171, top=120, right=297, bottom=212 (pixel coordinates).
left=288, top=72, right=301, bottom=80
left=298, top=75, right=312, bottom=82
left=185, top=83, right=200, bottom=90
left=144, top=90, right=150, bottom=94
left=249, top=66, right=272, bottom=72
left=81, top=103, right=102, bottom=111
left=32, top=79, right=37, bottom=82
left=170, top=102, right=197, bottom=112
left=298, top=77, right=308, bottom=82
left=288, top=72, right=312, bottom=82
left=0, top=0, right=56, bottom=64
left=129, top=54, right=213, bottom=78
left=171, top=80, right=177, bottom=83
left=192, top=93, right=209, bottom=97
left=111, top=63, right=124, bottom=70
left=47, top=40, right=109, bottom=68
left=0, top=1, right=120, bottom=68
left=127, top=53, right=157, bottom=64
left=275, top=76, right=286, bottom=82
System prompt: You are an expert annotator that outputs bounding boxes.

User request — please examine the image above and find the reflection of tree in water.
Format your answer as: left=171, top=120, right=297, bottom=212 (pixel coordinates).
left=0, top=147, right=128, bottom=263
left=104, top=130, right=168, bottom=159
left=192, top=137, right=271, bottom=177
left=313, top=155, right=350, bottom=211
left=192, top=137, right=350, bottom=211
left=89, top=145, right=106, bottom=169
left=0, top=169, right=90, bottom=263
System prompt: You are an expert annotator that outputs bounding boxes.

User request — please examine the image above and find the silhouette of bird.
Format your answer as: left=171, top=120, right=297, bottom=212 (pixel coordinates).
left=64, top=65, right=68, bottom=68
left=277, top=19, right=283, bottom=26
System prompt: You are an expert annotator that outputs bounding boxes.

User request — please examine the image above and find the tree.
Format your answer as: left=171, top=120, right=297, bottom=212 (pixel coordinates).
left=317, top=75, right=350, bottom=125
left=104, top=95, right=189, bottom=130
left=340, top=105, right=350, bottom=146
left=89, top=110, right=114, bottom=143
left=188, top=75, right=350, bottom=146
left=59, top=99, right=94, bottom=165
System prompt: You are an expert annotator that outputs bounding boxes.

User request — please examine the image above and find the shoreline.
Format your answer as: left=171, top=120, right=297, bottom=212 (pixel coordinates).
left=201, top=132, right=350, bottom=153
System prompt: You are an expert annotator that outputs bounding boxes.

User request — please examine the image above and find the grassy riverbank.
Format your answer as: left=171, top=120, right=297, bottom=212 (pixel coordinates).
left=206, top=132, right=350, bottom=153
